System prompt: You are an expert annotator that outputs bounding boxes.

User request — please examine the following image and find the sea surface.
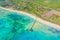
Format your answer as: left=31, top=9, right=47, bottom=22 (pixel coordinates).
left=0, top=8, right=60, bottom=40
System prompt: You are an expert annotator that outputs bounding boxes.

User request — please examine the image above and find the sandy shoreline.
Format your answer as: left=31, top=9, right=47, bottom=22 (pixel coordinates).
left=0, top=7, right=60, bottom=29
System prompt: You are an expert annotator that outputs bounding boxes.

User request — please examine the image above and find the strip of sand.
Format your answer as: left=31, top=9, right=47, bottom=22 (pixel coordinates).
left=0, top=7, right=60, bottom=30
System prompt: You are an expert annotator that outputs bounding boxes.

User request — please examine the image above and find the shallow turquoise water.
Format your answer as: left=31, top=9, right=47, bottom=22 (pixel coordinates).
left=13, top=21, right=60, bottom=40
left=0, top=8, right=60, bottom=40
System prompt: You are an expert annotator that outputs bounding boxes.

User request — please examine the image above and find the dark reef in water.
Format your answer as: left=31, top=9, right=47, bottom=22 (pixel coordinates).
left=0, top=9, right=34, bottom=40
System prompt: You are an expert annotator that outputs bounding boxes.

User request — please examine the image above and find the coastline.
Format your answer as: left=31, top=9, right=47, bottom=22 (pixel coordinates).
left=0, top=7, right=60, bottom=29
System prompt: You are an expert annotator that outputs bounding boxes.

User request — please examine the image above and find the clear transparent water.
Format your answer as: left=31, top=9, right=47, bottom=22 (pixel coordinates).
left=0, top=8, right=60, bottom=40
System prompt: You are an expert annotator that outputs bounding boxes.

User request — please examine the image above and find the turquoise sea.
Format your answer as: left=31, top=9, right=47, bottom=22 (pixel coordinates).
left=0, top=8, right=60, bottom=40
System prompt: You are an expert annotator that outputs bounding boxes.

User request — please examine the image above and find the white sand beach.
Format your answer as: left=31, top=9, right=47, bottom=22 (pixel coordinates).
left=0, top=7, right=60, bottom=30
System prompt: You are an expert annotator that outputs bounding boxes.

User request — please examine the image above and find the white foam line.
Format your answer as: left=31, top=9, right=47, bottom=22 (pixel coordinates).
left=0, top=7, right=60, bottom=29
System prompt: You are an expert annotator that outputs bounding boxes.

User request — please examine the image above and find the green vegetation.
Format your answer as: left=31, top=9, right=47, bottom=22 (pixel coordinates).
left=49, top=14, right=60, bottom=25
left=46, top=0, right=60, bottom=11
left=0, top=0, right=47, bottom=16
